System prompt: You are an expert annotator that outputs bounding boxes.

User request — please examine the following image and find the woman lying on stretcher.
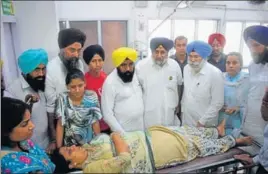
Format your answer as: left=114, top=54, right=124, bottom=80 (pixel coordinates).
left=52, top=119, right=252, bottom=173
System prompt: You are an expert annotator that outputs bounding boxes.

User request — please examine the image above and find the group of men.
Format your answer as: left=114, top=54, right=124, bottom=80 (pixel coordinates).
left=1, top=24, right=267, bottom=173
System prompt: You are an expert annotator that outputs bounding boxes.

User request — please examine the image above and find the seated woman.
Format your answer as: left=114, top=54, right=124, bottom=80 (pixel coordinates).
left=218, top=52, right=249, bottom=136
left=56, top=69, right=102, bottom=148
left=53, top=120, right=253, bottom=173
left=1, top=97, right=55, bottom=173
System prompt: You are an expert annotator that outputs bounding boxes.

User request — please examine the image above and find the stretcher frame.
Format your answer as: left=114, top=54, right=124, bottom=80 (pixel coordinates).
left=156, top=133, right=262, bottom=174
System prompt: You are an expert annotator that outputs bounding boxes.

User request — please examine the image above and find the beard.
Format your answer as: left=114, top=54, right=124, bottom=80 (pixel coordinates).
left=212, top=50, right=221, bottom=57
left=188, top=59, right=206, bottom=73
left=63, top=57, right=80, bottom=72
left=153, top=57, right=168, bottom=67
left=251, top=48, right=268, bottom=64
left=117, top=68, right=135, bottom=83
left=59, top=50, right=80, bottom=72
left=25, top=74, right=45, bottom=92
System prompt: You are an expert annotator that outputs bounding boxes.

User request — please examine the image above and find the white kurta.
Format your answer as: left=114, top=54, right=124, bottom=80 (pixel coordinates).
left=4, top=76, right=49, bottom=149
left=136, top=57, right=183, bottom=128
left=45, top=56, right=85, bottom=113
left=182, top=62, right=224, bottom=127
left=242, top=61, right=268, bottom=145
left=101, top=69, right=144, bottom=133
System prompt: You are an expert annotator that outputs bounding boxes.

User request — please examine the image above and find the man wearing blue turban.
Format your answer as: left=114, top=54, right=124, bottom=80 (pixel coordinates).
left=136, top=37, right=183, bottom=128
left=234, top=25, right=268, bottom=174
left=4, top=48, right=52, bottom=152
left=182, top=40, right=224, bottom=128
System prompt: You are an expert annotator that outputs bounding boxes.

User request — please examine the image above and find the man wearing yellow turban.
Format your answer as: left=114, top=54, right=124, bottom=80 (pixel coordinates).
left=136, top=37, right=183, bottom=128
left=101, top=47, right=144, bottom=133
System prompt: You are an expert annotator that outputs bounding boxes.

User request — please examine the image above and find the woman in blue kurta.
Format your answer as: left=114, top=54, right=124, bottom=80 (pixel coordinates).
left=218, top=52, right=249, bottom=136
left=1, top=97, right=55, bottom=173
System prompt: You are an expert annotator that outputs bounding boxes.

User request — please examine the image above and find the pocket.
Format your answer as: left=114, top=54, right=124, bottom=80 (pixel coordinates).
left=166, top=80, right=178, bottom=108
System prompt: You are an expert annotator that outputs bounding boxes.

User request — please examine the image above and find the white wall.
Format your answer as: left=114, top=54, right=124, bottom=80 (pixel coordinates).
left=13, top=1, right=59, bottom=59
left=56, top=1, right=268, bottom=48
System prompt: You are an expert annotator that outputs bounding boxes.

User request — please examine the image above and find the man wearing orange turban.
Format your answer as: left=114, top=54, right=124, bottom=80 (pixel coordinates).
left=208, top=33, right=227, bottom=72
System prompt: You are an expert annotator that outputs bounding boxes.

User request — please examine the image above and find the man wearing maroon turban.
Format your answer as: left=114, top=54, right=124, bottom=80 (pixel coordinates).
left=208, top=33, right=227, bottom=72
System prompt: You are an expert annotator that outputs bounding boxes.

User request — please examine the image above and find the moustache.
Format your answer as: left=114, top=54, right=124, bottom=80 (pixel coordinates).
left=124, top=71, right=132, bottom=76
left=34, top=76, right=45, bottom=80
left=188, top=61, right=200, bottom=66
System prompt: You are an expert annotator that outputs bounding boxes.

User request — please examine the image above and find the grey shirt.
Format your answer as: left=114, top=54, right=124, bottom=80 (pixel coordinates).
left=170, top=54, right=187, bottom=76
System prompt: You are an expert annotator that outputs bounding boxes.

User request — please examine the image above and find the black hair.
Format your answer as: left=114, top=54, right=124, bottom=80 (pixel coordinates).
left=1, top=97, right=31, bottom=147
left=50, top=149, right=73, bottom=173
left=58, top=28, right=86, bottom=49
left=174, top=35, right=188, bottom=45
left=83, top=44, right=105, bottom=65
left=65, top=68, right=85, bottom=85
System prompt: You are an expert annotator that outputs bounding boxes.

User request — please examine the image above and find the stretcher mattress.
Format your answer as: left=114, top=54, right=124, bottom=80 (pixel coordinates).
left=156, top=148, right=246, bottom=173
left=156, top=139, right=261, bottom=174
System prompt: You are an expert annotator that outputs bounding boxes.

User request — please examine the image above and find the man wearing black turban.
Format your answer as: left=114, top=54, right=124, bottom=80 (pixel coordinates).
left=136, top=37, right=183, bottom=128
left=45, top=28, right=87, bottom=154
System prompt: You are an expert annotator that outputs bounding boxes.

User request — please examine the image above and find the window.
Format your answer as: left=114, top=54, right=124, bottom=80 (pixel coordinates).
left=148, top=20, right=171, bottom=39
left=197, top=20, right=217, bottom=42
left=61, top=20, right=128, bottom=74
left=148, top=20, right=171, bottom=57
left=59, top=21, right=67, bottom=31
left=174, top=20, right=195, bottom=43
left=242, top=22, right=261, bottom=67
left=224, top=22, right=243, bottom=54
left=69, top=21, right=99, bottom=48
left=101, top=21, right=128, bottom=74
left=148, top=19, right=218, bottom=56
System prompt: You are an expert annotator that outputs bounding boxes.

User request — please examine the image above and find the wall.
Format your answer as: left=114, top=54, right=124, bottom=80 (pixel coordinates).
left=13, top=1, right=59, bottom=59
left=56, top=1, right=268, bottom=50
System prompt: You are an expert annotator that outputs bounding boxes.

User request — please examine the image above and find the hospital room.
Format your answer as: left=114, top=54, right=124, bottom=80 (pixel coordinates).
left=1, top=0, right=268, bottom=173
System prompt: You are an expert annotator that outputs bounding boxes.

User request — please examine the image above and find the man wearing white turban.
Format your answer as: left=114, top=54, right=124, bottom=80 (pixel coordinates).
left=182, top=40, right=224, bottom=127
left=101, top=47, right=144, bottom=133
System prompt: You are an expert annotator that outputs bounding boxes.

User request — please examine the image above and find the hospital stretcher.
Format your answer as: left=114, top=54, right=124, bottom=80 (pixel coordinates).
left=69, top=135, right=262, bottom=174
left=156, top=135, right=262, bottom=174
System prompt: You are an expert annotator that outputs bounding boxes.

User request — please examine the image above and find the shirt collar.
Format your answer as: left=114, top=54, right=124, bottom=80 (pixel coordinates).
left=19, top=75, right=30, bottom=89
left=209, top=53, right=226, bottom=63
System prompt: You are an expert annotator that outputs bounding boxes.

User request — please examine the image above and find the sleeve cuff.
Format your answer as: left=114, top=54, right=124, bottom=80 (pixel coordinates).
left=198, top=118, right=207, bottom=126
left=252, top=155, right=260, bottom=165
left=46, top=106, right=55, bottom=113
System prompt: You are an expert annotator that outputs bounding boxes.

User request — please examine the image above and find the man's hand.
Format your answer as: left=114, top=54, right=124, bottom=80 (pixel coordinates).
left=25, top=94, right=39, bottom=104
left=225, top=107, right=239, bottom=115
left=175, top=105, right=182, bottom=125
left=46, top=142, right=56, bottom=155
left=197, top=121, right=205, bottom=127
left=234, top=154, right=253, bottom=165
